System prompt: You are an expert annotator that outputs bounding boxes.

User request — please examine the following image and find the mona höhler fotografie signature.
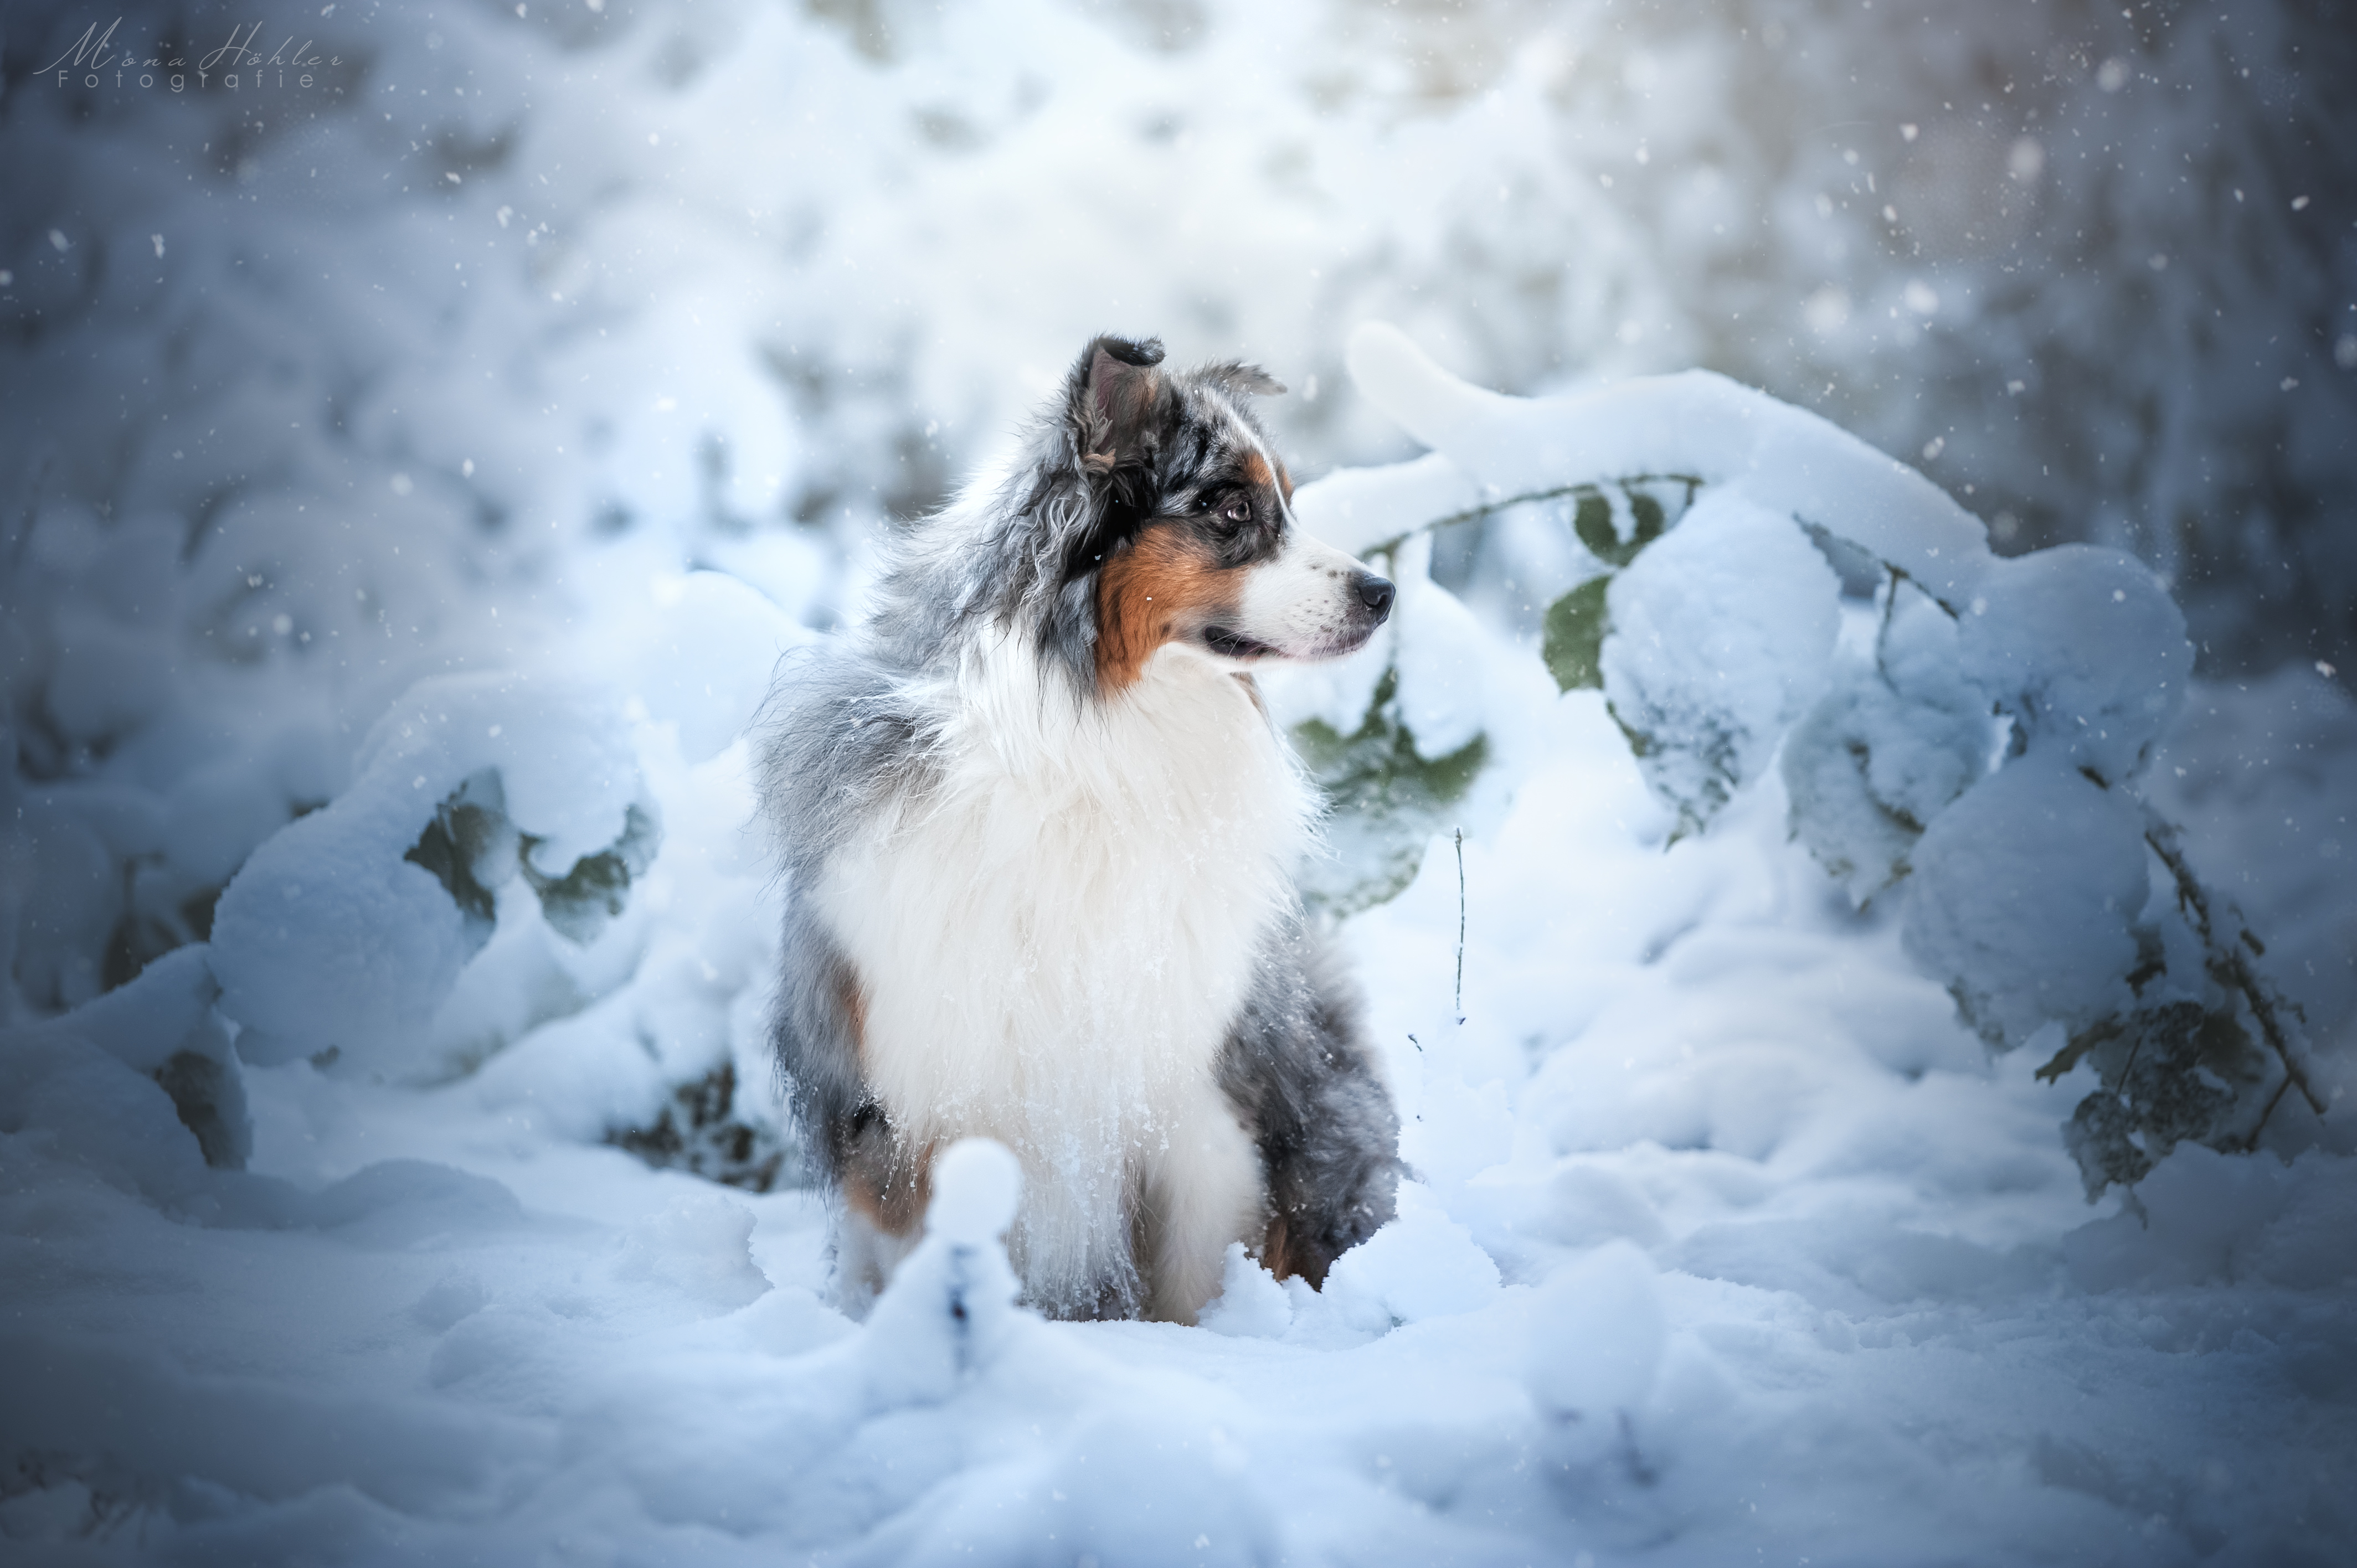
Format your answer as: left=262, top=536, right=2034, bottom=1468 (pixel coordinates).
left=39, top=17, right=343, bottom=94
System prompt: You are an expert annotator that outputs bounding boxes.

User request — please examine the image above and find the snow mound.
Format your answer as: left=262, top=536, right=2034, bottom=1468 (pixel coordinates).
left=208, top=673, right=658, bottom=1077
left=613, top=1192, right=771, bottom=1314
left=1903, top=754, right=2150, bottom=1051
left=1955, top=544, right=2192, bottom=787
left=1783, top=590, right=1993, bottom=903
left=927, top=1137, right=1024, bottom=1246
left=1200, top=1242, right=1293, bottom=1339
left=862, top=1143, right=1032, bottom=1407
left=1601, top=490, right=1842, bottom=835
left=1526, top=1240, right=1667, bottom=1440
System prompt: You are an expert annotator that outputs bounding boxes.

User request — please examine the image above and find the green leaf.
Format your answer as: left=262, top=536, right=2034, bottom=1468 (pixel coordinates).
left=1571, top=489, right=1625, bottom=564
left=2035, top=1018, right=2118, bottom=1084
left=1292, top=668, right=1488, bottom=915
left=2058, top=1000, right=2272, bottom=1198
left=1568, top=485, right=1668, bottom=570
left=403, top=768, right=515, bottom=952
left=521, top=802, right=662, bottom=946
left=1629, top=489, right=1666, bottom=549
left=607, top=1061, right=799, bottom=1192
left=1541, top=576, right=1612, bottom=693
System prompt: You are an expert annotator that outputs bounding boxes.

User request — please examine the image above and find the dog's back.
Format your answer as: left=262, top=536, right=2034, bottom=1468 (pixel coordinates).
left=762, top=336, right=1402, bottom=1322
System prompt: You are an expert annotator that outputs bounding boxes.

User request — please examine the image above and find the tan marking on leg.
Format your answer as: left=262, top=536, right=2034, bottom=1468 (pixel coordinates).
left=880, top=1141, right=935, bottom=1234
left=841, top=1129, right=934, bottom=1238
left=1260, top=1214, right=1295, bottom=1281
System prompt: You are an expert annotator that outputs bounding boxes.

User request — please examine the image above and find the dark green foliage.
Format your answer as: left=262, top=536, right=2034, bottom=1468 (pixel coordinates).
left=1628, top=491, right=1667, bottom=553
left=403, top=770, right=514, bottom=951
left=2051, top=1001, right=2274, bottom=1198
left=1537, top=482, right=1687, bottom=695
left=152, top=1049, right=248, bottom=1170
left=608, top=1061, right=797, bottom=1192
left=405, top=771, right=662, bottom=948
left=1293, top=668, right=1488, bottom=915
left=1604, top=662, right=1745, bottom=844
left=2030, top=816, right=2323, bottom=1198
left=1380, top=465, right=2318, bottom=1205
left=1569, top=484, right=1668, bottom=568
left=406, top=803, right=503, bottom=930
left=1541, top=576, right=1612, bottom=693
left=522, top=803, right=662, bottom=945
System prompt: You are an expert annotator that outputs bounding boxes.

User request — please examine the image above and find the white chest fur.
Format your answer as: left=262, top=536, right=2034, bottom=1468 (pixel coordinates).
left=812, top=636, right=1310, bottom=1296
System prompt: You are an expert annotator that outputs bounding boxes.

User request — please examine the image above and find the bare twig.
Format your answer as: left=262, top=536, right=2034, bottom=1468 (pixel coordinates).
left=2143, top=810, right=2328, bottom=1135
left=1453, top=828, right=1466, bottom=1022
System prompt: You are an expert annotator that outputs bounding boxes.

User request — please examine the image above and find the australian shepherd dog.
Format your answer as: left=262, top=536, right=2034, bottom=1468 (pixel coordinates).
left=760, top=335, right=1404, bottom=1323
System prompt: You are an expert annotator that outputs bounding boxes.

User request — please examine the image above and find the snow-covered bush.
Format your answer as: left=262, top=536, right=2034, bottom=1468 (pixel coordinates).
left=1282, top=324, right=2326, bottom=1197
left=208, top=674, right=662, bottom=1081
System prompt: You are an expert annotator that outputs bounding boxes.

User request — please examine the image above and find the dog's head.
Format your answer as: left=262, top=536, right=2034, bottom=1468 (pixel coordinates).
left=1032, top=334, right=1394, bottom=695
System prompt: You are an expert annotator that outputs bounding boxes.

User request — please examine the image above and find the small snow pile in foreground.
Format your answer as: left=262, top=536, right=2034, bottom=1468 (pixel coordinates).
left=4, top=337, right=2355, bottom=1564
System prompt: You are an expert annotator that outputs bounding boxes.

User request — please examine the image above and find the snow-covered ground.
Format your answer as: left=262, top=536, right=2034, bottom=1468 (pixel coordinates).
left=5, top=2, right=2355, bottom=1564
left=7, top=615, right=2354, bottom=1565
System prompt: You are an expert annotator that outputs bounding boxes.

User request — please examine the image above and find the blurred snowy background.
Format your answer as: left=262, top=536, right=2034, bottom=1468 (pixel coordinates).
left=5, top=0, right=2354, bottom=1009
left=3, top=0, right=2355, bottom=1562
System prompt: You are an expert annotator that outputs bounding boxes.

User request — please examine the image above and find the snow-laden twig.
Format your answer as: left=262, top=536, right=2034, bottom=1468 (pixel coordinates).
left=1355, top=473, right=1702, bottom=563
left=1319, top=323, right=2329, bottom=1195
left=1453, top=827, right=1465, bottom=1023
left=2142, top=811, right=2328, bottom=1133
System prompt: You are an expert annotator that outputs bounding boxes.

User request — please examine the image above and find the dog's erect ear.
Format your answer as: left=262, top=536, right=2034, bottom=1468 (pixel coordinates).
left=1201, top=359, right=1287, bottom=399
left=1069, top=334, right=1166, bottom=470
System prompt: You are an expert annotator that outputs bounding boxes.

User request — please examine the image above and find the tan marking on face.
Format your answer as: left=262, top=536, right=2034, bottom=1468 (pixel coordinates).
left=1095, top=525, right=1234, bottom=692
left=1276, top=462, right=1294, bottom=504
left=1241, top=450, right=1273, bottom=489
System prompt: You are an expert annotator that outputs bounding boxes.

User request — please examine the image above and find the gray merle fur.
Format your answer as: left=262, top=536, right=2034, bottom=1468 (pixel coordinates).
left=757, top=332, right=1402, bottom=1308
left=1216, top=915, right=1403, bottom=1285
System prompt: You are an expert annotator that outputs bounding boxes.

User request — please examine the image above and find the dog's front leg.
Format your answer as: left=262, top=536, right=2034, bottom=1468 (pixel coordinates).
left=1134, top=1076, right=1266, bottom=1324
left=829, top=1105, right=932, bottom=1318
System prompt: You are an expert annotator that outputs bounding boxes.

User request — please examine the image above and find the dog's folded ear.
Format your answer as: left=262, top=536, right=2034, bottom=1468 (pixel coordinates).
left=1090, top=334, right=1166, bottom=373
left=1069, top=334, right=1166, bottom=473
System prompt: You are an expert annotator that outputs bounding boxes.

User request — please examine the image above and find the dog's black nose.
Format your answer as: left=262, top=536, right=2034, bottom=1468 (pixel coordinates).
left=1356, top=574, right=1396, bottom=620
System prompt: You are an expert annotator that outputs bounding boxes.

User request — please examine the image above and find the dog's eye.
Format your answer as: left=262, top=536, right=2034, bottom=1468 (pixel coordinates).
left=1221, top=498, right=1252, bottom=525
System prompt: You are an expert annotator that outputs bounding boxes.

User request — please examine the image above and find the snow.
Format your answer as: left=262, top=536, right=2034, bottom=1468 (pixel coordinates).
left=1346, top=322, right=1995, bottom=605
left=1902, top=754, right=2150, bottom=1053
left=208, top=673, right=657, bottom=1077
left=1380, top=532, right=1500, bottom=762
left=1783, top=591, right=1994, bottom=905
left=1525, top=1241, right=1666, bottom=1439
left=1598, top=491, right=1843, bottom=835
left=5, top=0, right=2356, bottom=1562
left=8, top=673, right=2357, bottom=1556
left=925, top=1139, right=1026, bottom=1248
left=1955, top=544, right=2193, bottom=788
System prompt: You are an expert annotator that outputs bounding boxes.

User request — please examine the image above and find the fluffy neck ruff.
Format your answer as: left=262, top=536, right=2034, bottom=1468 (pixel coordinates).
left=813, top=625, right=1312, bottom=1306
